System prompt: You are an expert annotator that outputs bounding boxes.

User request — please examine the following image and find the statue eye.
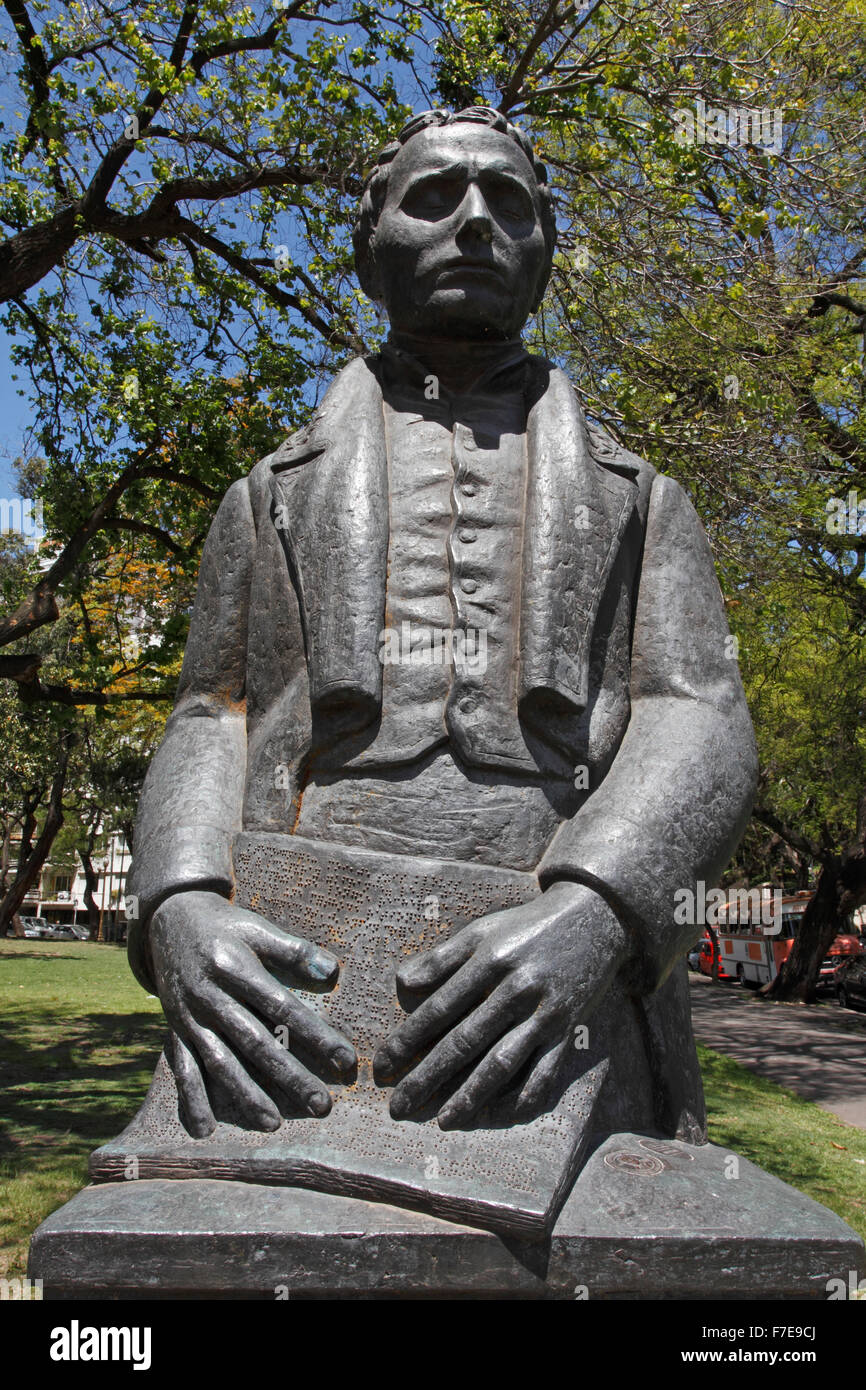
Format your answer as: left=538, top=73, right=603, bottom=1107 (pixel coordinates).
left=484, top=177, right=532, bottom=220
left=402, top=176, right=461, bottom=217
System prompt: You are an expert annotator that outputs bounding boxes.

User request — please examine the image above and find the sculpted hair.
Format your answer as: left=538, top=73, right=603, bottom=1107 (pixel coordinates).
left=353, top=106, right=557, bottom=312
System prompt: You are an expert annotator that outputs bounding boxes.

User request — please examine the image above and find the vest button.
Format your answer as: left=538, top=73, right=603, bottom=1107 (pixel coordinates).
left=458, top=527, right=477, bottom=543
left=458, top=696, right=475, bottom=713
left=460, top=482, right=477, bottom=497
left=460, top=578, right=478, bottom=594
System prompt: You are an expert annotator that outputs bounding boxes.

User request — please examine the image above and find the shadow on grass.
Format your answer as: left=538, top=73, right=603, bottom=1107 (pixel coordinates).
left=1, top=952, right=86, bottom=963
left=0, top=1009, right=166, bottom=1171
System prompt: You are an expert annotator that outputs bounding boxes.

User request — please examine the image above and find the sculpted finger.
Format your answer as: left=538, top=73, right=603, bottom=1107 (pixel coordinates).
left=213, top=995, right=332, bottom=1117
left=217, top=953, right=356, bottom=1074
left=185, top=1016, right=282, bottom=1131
left=235, top=914, right=340, bottom=989
left=396, top=928, right=478, bottom=994
left=513, top=1035, right=572, bottom=1116
left=388, top=985, right=521, bottom=1119
left=437, top=1017, right=542, bottom=1130
left=374, top=958, right=488, bottom=1081
left=169, top=1031, right=215, bottom=1138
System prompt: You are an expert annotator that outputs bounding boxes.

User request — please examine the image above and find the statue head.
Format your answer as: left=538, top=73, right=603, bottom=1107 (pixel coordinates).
left=353, top=107, right=557, bottom=342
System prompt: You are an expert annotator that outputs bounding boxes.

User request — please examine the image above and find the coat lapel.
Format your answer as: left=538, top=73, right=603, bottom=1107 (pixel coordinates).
left=269, top=354, right=639, bottom=749
left=519, top=366, right=639, bottom=716
left=268, top=356, right=389, bottom=727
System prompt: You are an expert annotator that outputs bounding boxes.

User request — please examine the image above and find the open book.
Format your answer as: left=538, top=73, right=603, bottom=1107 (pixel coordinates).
left=91, top=833, right=608, bottom=1240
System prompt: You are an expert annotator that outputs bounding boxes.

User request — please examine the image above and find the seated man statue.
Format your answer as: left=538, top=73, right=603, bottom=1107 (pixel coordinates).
left=124, top=107, right=756, bottom=1204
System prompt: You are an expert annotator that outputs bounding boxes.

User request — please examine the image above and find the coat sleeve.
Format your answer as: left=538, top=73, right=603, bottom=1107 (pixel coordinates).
left=126, top=476, right=256, bottom=991
left=537, top=471, right=758, bottom=995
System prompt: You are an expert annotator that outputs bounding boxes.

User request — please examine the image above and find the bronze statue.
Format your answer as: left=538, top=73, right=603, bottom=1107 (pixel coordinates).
left=108, top=107, right=757, bottom=1238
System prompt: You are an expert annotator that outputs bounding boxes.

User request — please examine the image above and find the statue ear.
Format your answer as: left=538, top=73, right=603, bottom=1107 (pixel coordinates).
left=528, top=249, right=554, bottom=315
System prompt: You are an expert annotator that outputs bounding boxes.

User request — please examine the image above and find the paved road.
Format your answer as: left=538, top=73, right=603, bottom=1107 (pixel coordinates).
left=688, top=972, right=866, bottom=1129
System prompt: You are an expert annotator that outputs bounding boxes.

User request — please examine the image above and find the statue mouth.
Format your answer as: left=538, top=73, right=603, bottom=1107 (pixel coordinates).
left=436, top=259, right=504, bottom=284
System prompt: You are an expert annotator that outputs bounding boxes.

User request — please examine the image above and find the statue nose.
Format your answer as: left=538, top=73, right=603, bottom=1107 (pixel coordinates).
left=464, top=217, right=493, bottom=244
left=457, top=186, right=493, bottom=242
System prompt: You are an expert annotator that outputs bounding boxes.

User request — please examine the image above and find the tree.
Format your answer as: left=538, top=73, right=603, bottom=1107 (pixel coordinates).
left=733, top=577, right=866, bottom=1000
left=0, top=527, right=165, bottom=931
left=0, top=0, right=434, bottom=701
left=0, top=704, right=75, bottom=933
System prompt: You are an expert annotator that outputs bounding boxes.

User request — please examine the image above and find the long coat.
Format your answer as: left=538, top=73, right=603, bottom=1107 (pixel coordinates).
left=127, top=353, right=757, bottom=1142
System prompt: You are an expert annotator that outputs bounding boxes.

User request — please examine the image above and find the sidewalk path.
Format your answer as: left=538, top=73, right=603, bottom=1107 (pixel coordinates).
left=688, top=972, right=866, bottom=1130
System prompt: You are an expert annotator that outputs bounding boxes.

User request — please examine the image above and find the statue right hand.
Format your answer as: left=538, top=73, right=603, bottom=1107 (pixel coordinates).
left=148, top=890, right=356, bottom=1137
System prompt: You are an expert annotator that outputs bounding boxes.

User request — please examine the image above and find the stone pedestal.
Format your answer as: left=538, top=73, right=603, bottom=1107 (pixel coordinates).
left=29, top=1133, right=865, bottom=1300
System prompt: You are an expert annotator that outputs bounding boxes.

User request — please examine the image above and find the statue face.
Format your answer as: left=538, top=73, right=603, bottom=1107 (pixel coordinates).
left=371, top=124, right=549, bottom=341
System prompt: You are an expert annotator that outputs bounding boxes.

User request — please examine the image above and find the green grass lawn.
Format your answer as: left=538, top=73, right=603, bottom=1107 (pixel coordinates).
left=697, top=1042, right=866, bottom=1243
left=1, top=939, right=864, bottom=1280
left=0, top=938, right=164, bottom=1279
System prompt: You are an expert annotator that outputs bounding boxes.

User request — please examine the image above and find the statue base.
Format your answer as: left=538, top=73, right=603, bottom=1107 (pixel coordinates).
left=29, top=1133, right=864, bottom=1300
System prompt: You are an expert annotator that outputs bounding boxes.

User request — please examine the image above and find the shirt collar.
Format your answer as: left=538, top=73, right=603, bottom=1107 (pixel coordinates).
left=378, top=337, right=532, bottom=400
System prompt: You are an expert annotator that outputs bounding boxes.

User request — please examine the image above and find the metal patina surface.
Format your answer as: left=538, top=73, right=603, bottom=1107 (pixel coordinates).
left=29, top=105, right=865, bottom=1294
left=92, top=835, right=607, bottom=1239
left=33, top=1135, right=866, bottom=1300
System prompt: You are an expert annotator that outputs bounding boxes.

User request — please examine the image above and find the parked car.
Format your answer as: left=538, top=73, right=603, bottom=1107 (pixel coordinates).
left=4, top=916, right=45, bottom=938
left=818, top=931, right=864, bottom=991
left=39, top=923, right=86, bottom=940
left=52, top=923, right=89, bottom=940
left=834, top=955, right=866, bottom=1011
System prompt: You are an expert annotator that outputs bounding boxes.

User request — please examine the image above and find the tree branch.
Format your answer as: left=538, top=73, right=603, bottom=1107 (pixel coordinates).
left=138, top=464, right=222, bottom=500
left=0, top=653, right=41, bottom=681
left=103, top=516, right=190, bottom=558
left=174, top=220, right=362, bottom=350
left=16, top=679, right=175, bottom=706
left=808, top=290, right=866, bottom=319
left=0, top=440, right=162, bottom=649
left=3, top=0, right=49, bottom=106
left=752, top=806, right=822, bottom=863
left=79, top=0, right=201, bottom=217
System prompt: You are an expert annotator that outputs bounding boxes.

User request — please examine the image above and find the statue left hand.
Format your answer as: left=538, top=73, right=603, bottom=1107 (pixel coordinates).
left=373, top=880, right=630, bottom=1129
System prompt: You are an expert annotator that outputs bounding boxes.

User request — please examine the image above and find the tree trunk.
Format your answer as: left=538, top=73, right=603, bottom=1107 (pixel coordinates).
left=0, top=206, right=78, bottom=303
left=18, top=790, right=40, bottom=864
left=77, top=845, right=101, bottom=940
left=761, top=862, right=839, bottom=1002
left=0, top=823, right=11, bottom=898
left=0, top=788, right=43, bottom=933
left=0, top=742, right=72, bottom=933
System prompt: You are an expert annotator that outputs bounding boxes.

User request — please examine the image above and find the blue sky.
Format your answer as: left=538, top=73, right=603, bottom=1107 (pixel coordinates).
left=0, top=324, right=30, bottom=499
